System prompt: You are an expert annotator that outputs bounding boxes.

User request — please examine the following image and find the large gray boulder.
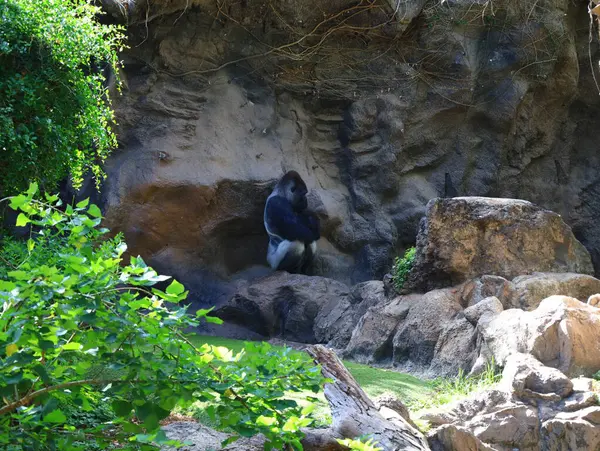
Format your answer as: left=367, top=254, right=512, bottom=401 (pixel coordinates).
left=541, top=407, right=600, bottom=451
left=339, top=273, right=600, bottom=377
left=392, top=289, right=464, bottom=372
left=343, top=294, right=416, bottom=365
left=405, top=198, right=593, bottom=293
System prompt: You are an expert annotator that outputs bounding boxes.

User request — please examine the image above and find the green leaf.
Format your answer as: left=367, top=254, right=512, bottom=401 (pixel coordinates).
left=16, top=213, right=29, bottom=227
left=166, top=280, right=185, bottom=296
left=301, top=404, right=315, bottom=416
left=76, top=198, right=89, bottom=209
left=6, top=343, right=18, bottom=357
left=9, top=194, right=28, bottom=209
left=7, top=270, right=30, bottom=280
left=212, top=346, right=233, bottom=361
left=61, top=342, right=82, bottom=351
left=221, top=436, right=240, bottom=447
left=87, top=204, right=102, bottom=218
left=43, top=409, right=66, bottom=424
left=112, top=400, right=132, bottom=417
left=27, top=238, right=35, bottom=252
left=195, top=308, right=214, bottom=317
left=256, top=415, right=277, bottom=427
left=26, top=182, right=39, bottom=196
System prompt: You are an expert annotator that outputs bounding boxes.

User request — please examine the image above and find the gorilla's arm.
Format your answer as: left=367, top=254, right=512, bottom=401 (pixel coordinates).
left=299, top=212, right=320, bottom=241
left=265, top=196, right=319, bottom=242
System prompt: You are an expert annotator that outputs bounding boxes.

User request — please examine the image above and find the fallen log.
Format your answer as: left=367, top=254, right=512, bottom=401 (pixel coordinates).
left=306, top=345, right=430, bottom=451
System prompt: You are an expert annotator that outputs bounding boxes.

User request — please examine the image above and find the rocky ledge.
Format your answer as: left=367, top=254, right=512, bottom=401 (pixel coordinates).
left=425, top=353, right=600, bottom=451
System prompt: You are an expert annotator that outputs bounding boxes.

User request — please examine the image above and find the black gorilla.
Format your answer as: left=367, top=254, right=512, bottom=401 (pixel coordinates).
left=263, top=171, right=320, bottom=274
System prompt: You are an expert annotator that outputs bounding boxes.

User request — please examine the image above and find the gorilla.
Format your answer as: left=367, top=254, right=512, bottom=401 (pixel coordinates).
left=264, top=171, right=320, bottom=274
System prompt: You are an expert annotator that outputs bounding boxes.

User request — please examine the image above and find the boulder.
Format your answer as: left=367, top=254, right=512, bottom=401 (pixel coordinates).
left=314, top=280, right=385, bottom=350
left=392, top=289, right=464, bottom=372
left=463, top=296, right=503, bottom=325
left=588, top=293, right=600, bottom=307
left=344, top=288, right=466, bottom=375
left=422, top=389, right=541, bottom=451
left=429, top=316, right=478, bottom=377
left=419, top=390, right=514, bottom=428
left=428, top=425, right=495, bottom=451
left=404, top=198, right=593, bottom=292
left=214, top=273, right=349, bottom=342
left=500, top=353, right=573, bottom=399
left=458, top=275, right=513, bottom=308
left=508, top=272, right=600, bottom=310
left=343, top=295, right=415, bottom=364
left=479, top=295, right=600, bottom=377
left=541, top=407, right=600, bottom=451
left=162, top=422, right=229, bottom=451
left=462, top=404, right=540, bottom=450
left=423, top=356, right=600, bottom=451
left=555, top=390, right=598, bottom=413
left=162, top=421, right=346, bottom=450
left=341, top=273, right=600, bottom=377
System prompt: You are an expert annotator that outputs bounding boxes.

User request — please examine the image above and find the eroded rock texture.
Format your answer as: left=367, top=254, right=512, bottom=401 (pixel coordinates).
left=404, top=197, right=593, bottom=292
left=341, top=278, right=600, bottom=377
left=424, top=356, right=600, bottom=451
left=98, top=0, right=600, bottom=306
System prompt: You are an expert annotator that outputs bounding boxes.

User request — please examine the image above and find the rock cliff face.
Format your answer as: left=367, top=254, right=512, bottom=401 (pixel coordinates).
left=99, top=0, right=600, bottom=306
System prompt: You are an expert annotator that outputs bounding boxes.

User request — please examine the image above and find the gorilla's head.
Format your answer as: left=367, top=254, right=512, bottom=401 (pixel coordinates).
left=276, top=171, right=308, bottom=212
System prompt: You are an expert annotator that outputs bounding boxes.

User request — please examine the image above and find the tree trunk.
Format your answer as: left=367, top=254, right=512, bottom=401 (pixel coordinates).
left=306, top=345, right=431, bottom=451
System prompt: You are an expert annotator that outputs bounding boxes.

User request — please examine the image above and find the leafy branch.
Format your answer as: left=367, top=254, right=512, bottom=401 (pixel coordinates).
left=0, top=183, right=326, bottom=450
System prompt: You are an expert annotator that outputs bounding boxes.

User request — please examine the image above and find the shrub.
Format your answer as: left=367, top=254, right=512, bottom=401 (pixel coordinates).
left=0, top=0, right=124, bottom=194
left=392, top=247, right=416, bottom=291
left=0, top=184, right=325, bottom=450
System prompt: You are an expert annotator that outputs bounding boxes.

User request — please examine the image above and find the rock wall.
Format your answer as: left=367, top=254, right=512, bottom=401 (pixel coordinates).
left=99, top=0, right=600, bottom=307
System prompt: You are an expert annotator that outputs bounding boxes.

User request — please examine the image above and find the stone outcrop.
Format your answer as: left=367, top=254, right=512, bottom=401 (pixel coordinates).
left=508, top=272, right=600, bottom=310
left=424, top=355, right=600, bottom=451
left=404, top=197, right=593, bottom=292
left=479, top=295, right=600, bottom=377
left=500, top=353, right=573, bottom=399
left=333, top=283, right=600, bottom=377
left=314, top=280, right=386, bottom=350
left=457, top=272, right=600, bottom=312
left=206, top=268, right=600, bottom=379
left=343, top=287, right=472, bottom=376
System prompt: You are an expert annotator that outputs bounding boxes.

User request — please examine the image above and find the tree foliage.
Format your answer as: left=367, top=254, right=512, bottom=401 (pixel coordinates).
left=0, top=0, right=124, bottom=194
left=337, top=437, right=382, bottom=451
left=0, top=184, right=325, bottom=450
